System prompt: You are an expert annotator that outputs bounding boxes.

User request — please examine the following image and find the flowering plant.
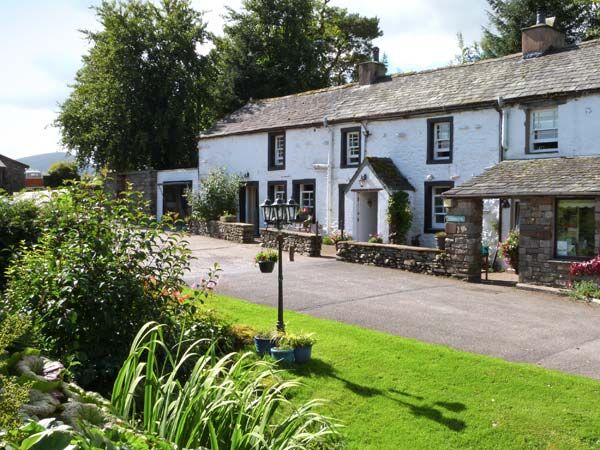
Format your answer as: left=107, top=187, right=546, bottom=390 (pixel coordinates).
left=499, top=230, right=519, bottom=273
left=329, top=229, right=352, bottom=243
left=569, top=255, right=600, bottom=277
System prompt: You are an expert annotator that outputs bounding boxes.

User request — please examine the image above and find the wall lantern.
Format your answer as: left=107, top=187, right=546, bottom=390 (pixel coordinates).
left=443, top=198, right=455, bottom=209
left=359, top=173, right=368, bottom=187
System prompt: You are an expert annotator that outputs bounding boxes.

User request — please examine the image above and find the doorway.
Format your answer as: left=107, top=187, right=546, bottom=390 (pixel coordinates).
left=239, top=181, right=259, bottom=235
left=356, top=191, right=378, bottom=242
left=162, top=181, right=192, bottom=219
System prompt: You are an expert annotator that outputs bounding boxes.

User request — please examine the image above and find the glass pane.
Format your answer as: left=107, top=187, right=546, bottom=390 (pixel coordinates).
left=556, top=199, right=595, bottom=257
left=533, top=109, right=558, bottom=130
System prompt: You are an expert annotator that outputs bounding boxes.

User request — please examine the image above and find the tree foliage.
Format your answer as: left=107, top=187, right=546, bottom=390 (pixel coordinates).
left=481, top=0, right=600, bottom=58
left=55, top=0, right=216, bottom=171
left=45, top=160, right=80, bottom=187
left=214, top=0, right=382, bottom=110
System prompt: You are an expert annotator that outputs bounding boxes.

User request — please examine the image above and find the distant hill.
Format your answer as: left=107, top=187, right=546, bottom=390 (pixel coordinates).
left=18, top=152, right=76, bottom=174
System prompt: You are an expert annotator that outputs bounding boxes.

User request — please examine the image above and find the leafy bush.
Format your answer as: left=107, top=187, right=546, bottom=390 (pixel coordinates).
left=322, top=236, right=335, bottom=245
left=44, top=160, right=80, bottom=188
left=112, top=322, right=341, bottom=449
left=188, top=168, right=242, bottom=221
left=499, top=229, right=519, bottom=274
left=256, top=249, right=278, bottom=262
left=3, top=182, right=191, bottom=391
left=387, top=191, right=413, bottom=244
left=569, top=280, right=600, bottom=301
left=0, top=197, right=41, bottom=289
left=368, top=234, right=383, bottom=244
left=570, top=254, right=600, bottom=277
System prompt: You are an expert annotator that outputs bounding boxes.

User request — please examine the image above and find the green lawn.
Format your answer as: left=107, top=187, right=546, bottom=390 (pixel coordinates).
left=206, top=294, right=600, bottom=450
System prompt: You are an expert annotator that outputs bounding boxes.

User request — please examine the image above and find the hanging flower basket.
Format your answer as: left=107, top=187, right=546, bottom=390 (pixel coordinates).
left=258, top=260, right=275, bottom=273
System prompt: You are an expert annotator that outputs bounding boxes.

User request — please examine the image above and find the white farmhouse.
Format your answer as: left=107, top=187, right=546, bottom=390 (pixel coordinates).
left=196, top=18, right=600, bottom=248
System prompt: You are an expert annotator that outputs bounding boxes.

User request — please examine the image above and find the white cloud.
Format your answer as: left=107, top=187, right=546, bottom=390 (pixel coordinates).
left=0, top=0, right=489, bottom=160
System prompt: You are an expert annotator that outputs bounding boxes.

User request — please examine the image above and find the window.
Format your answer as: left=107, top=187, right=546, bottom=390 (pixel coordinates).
left=424, top=181, right=454, bottom=233
left=268, top=132, right=285, bottom=170
left=341, top=127, right=362, bottom=168
left=555, top=199, right=595, bottom=258
left=530, top=107, right=558, bottom=152
left=427, top=117, right=453, bottom=164
left=267, top=181, right=287, bottom=202
left=292, top=179, right=316, bottom=222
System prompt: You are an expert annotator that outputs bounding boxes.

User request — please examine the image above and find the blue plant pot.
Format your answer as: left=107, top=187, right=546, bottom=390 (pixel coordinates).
left=270, top=347, right=295, bottom=364
left=254, top=336, right=275, bottom=356
left=293, top=345, right=312, bottom=364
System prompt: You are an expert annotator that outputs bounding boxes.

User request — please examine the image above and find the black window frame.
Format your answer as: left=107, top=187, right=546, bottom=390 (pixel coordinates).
left=424, top=181, right=454, bottom=233
left=268, top=131, right=286, bottom=171
left=267, top=180, right=288, bottom=202
left=427, top=117, right=454, bottom=164
left=553, top=197, right=597, bottom=260
left=292, top=178, right=316, bottom=223
left=340, top=127, right=362, bottom=168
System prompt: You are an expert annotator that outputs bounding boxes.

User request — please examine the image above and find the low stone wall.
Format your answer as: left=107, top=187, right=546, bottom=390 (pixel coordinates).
left=193, top=220, right=254, bottom=244
left=336, top=241, right=448, bottom=275
left=261, top=228, right=322, bottom=257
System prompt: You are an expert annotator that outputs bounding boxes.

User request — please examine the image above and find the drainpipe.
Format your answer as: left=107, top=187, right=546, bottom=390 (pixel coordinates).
left=324, top=117, right=334, bottom=233
left=495, top=96, right=508, bottom=162
left=361, top=121, right=371, bottom=157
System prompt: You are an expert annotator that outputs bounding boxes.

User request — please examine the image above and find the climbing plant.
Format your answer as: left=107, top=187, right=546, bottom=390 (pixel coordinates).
left=387, top=191, right=413, bottom=244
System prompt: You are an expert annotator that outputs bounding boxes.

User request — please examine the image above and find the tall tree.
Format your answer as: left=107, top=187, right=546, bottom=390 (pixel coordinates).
left=481, top=0, right=599, bottom=58
left=56, top=0, right=216, bottom=171
left=214, top=0, right=381, bottom=111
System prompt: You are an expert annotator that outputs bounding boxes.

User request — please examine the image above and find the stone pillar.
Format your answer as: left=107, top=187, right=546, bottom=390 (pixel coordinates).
left=519, top=197, right=555, bottom=285
left=596, top=197, right=600, bottom=255
left=444, top=198, right=483, bottom=282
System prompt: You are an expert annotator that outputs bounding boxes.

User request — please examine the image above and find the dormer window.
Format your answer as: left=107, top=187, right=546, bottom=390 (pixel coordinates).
left=530, top=107, right=558, bottom=152
left=427, top=117, right=453, bottom=164
left=341, top=127, right=362, bottom=168
left=268, top=132, right=286, bottom=170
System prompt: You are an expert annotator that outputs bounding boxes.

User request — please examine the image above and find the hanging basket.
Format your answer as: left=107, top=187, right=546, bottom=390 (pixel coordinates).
left=258, top=261, right=275, bottom=273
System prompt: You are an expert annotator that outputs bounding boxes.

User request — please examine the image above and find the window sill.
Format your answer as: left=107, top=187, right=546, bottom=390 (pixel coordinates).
left=426, top=159, right=453, bottom=165
left=526, top=150, right=559, bottom=155
left=340, top=164, right=360, bottom=169
left=268, top=166, right=285, bottom=171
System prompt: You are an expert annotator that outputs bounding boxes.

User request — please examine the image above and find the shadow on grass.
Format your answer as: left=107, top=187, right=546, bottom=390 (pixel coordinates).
left=291, top=358, right=467, bottom=432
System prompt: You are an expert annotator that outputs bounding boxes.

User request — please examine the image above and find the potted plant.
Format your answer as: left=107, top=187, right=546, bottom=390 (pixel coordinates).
left=499, top=229, right=520, bottom=274
left=282, top=333, right=316, bottom=364
left=270, top=345, right=295, bottom=364
left=435, top=231, right=447, bottom=250
left=254, top=329, right=278, bottom=356
left=255, top=250, right=278, bottom=273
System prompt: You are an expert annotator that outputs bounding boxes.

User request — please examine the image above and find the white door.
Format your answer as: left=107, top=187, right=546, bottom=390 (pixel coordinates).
left=357, top=191, right=378, bottom=242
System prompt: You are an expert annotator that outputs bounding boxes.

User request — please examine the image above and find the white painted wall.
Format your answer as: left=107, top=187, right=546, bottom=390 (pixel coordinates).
left=199, top=108, right=501, bottom=247
left=503, top=94, right=600, bottom=160
left=156, top=168, right=199, bottom=219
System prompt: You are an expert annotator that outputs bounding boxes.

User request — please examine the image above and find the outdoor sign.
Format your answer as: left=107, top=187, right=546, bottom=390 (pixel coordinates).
left=446, top=215, right=465, bottom=223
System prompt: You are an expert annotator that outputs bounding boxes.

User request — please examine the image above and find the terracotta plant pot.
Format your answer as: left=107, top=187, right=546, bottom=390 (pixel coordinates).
left=258, top=260, right=275, bottom=273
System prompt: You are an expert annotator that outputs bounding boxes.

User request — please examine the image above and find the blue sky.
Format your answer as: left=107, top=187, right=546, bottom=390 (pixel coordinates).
left=0, top=0, right=488, bottom=160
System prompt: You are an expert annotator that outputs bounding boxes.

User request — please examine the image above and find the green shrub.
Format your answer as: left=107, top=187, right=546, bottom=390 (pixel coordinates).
left=0, top=197, right=41, bottom=289
left=387, top=191, right=413, bottom=244
left=3, top=182, right=191, bottom=392
left=112, top=322, right=341, bottom=449
left=368, top=234, right=383, bottom=244
left=187, top=168, right=242, bottom=221
left=322, top=236, right=335, bottom=245
left=569, top=280, right=600, bottom=302
left=44, top=160, right=80, bottom=188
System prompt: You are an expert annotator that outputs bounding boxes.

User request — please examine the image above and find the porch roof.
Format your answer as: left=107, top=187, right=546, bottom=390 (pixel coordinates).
left=444, top=156, right=600, bottom=198
left=346, top=157, right=414, bottom=194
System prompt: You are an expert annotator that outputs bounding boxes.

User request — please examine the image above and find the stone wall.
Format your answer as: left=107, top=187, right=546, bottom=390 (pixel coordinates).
left=193, top=220, right=254, bottom=244
left=335, top=241, right=447, bottom=275
left=261, top=228, right=322, bottom=257
left=105, top=170, right=157, bottom=216
left=444, top=198, right=483, bottom=281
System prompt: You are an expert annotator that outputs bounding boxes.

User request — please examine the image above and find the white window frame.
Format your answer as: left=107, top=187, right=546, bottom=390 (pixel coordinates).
left=433, top=122, right=452, bottom=161
left=432, top=186, right=451, bottom=229
left=346, top=131, right=361, bottom=166
left=300, top=184, right=314, bottom=209
left=274, top=134, right=285, bottom=166
left=530, top=107, right=558, bottom=153
left=273, top=184, right=286, bottom=201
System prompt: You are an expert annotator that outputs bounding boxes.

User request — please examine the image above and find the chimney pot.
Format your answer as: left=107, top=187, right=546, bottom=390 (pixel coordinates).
left=536, top=11, right=546, bottom=25
left=372, top=46, right=380, bottom=62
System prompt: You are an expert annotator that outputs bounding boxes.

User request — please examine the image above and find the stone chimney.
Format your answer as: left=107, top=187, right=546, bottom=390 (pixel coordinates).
left=522, top=13, right=566, bottom=57
left=358, top=47, right=386, bottom=85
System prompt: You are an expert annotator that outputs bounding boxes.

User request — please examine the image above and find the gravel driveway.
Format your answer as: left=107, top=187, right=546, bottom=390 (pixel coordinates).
left=185, top=235, right=600, bottom=379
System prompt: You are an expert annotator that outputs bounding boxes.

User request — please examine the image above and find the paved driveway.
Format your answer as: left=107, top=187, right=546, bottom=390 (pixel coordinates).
left=185, top=235, right=600, bottom=379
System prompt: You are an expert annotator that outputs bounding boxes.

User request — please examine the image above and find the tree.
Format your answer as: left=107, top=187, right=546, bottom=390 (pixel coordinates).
left=214, top=0, right=382, bottom=110
left=453, top=32, right=482, bottom=65
left=55, top=0, right=216, bottom=172
left=45, top=160, right=80, bottom=187
left=187, top=169, right=242, bottom=221
left=481, top=0, right=600, bottom=58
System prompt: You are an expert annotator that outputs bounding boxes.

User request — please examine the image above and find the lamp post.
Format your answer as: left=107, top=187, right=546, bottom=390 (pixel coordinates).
left=260, top=197, right=300, bottom=332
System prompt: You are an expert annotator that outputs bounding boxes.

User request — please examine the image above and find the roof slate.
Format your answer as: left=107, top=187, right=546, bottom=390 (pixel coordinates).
left=444, top=156, right=600, bottom=198
left=346, top=156, right=414, bottom=194
left=203, top=39, right=600, bottom=139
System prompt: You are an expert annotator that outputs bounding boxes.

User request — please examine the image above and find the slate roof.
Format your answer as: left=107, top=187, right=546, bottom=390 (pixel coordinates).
left=202, top=39, right=600, bottom=139
left=346, top=157, right=414, bottom=194
left=444, top=156, right=600, bottom=198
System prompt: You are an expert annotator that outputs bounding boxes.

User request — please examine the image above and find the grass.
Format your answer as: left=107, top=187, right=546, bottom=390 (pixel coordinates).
left=206, top=294, right=600, bottom=450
